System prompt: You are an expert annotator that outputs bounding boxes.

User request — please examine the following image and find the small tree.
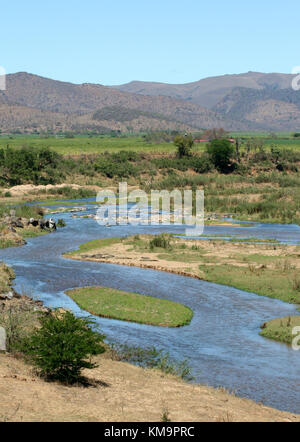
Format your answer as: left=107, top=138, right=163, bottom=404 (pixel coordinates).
left=174, top=135, right=193, bottom=158
left=22, top=311, right=105, bottom=383
left=206, top=139, right=234, bottom=172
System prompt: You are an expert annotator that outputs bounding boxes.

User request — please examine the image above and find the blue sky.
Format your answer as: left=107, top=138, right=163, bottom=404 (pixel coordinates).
left=2, top=0, right=300, bottom=85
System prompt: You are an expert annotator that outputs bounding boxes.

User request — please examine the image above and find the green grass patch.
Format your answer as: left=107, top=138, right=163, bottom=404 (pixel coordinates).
left=64, top=237, right=123, bottom=256
left=0, top=135, right=179, bottom=155
left=0, top=239, right=19, bottom=249
left=227, top=237, right=280, bottom=244
left=0, top=204, right=44, bottom=220
left=260, top=316, right=300, bottom=345
left=199, top=263, right=300, bottom=304
left=20, top=229, right=49, bottom=239
left=40, top=200, right=93, bottom=207
left=0, top=262, right=15, bottom=293
left=66, top=286, right=193, bottom=327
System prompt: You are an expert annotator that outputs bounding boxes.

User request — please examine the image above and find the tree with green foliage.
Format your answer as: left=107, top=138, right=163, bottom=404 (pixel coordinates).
left=174, top=135, right=194, bottom=158
left=0, top=146, right=62, bottom=185
left=94, top=151, right=139, bottom=178
left=21, top=311, right=105, bottom=384
left=206, top=139, right=235, bottom=172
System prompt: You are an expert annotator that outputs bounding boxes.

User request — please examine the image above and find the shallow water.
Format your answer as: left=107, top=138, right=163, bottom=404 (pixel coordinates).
left=1, top=203, right=300, bottom=413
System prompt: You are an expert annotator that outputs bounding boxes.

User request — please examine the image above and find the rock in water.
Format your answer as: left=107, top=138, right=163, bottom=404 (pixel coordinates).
left=0, top=327, right=6, bottom=352
left=0, top=291, right=14, bottom=300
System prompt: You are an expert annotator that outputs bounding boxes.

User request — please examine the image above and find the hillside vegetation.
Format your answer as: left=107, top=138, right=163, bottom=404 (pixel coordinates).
left=0, top=135, right=299, bottom=224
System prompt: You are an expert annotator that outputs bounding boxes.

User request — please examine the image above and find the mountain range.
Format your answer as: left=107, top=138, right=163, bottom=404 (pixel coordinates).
left=0, top=71, right=300, bottom=133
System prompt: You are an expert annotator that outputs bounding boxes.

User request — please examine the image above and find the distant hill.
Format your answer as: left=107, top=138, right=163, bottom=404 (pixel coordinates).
left=0, top=71, right=299, bottom=133
left=0, top=72, right=245, bottom=133
left=114, top=72, right=294, bottom=108
left=213, top=87, right=300, bottom=130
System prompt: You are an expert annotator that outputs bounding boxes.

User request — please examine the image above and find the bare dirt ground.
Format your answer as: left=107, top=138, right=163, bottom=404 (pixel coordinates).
left=0, top=183, right=125, bottom=203
left=0, top=184, right=100, bottom=203
left=67, top=235, right=300, bottom=280
left=3, top=183, right=82, bottom=197
left=0, top=353, right=298, bottom=422
left=0, top=183, right=135, bottom=199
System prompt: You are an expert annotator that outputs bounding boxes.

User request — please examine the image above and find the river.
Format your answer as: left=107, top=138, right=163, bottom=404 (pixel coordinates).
left=1, top=201, right=299, bottom=413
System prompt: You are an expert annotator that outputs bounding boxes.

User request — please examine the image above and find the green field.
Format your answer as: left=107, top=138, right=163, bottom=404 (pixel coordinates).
left=2, top=133, right=300, bottom=156
left=0, top=135, right=182, bottom=155
left=263, top=138, right=300, bottom=151
left=66, top=286, right=193, bottom=327
left=229, top=131, right=296, bottom=138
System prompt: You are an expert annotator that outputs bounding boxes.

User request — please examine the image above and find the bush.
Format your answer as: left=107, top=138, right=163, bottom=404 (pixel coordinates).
left=0, top=302, right=41, bottom=353
left=57, top=219, right=66, bottom=227
left=191, top=156, right=213, bottom=173
left=206, top=139, right=235, bottom=173
left=94, top=151, right=139, bottom=178
left=174, top=135, right=194, bottom=158
left=149, top=233, right=171, bottom=250
left=49, top=186, right=95, bottom=199
left=21, top=311, right=105, bottom=383
left=234, top=163, right=251, bottom=175
left=0, top=146, right=63, bottom=185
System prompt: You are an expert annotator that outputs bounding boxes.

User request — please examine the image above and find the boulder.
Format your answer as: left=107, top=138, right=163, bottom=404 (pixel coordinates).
left=0, top=291, right=14, bottom=300
left=12, top=219, right=24, bottom=229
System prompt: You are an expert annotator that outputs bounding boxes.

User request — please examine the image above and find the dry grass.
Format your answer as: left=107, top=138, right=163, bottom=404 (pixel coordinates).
left=0, top=263, right=15, bottom=294
left=0, top=353, right=298, bottom=422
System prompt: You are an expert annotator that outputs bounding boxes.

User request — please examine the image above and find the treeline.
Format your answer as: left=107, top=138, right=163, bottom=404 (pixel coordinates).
left=0, top=146, right=62, bottom=185
left=0, top=142, right=299, bottom=187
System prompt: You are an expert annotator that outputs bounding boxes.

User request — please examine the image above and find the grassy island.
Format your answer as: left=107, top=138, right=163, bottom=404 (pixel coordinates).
left=65, top=234, right=300, bottom=305
left=260, top=316, right=300, bottom=345
left=66, top=286, right=193, bottom=327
